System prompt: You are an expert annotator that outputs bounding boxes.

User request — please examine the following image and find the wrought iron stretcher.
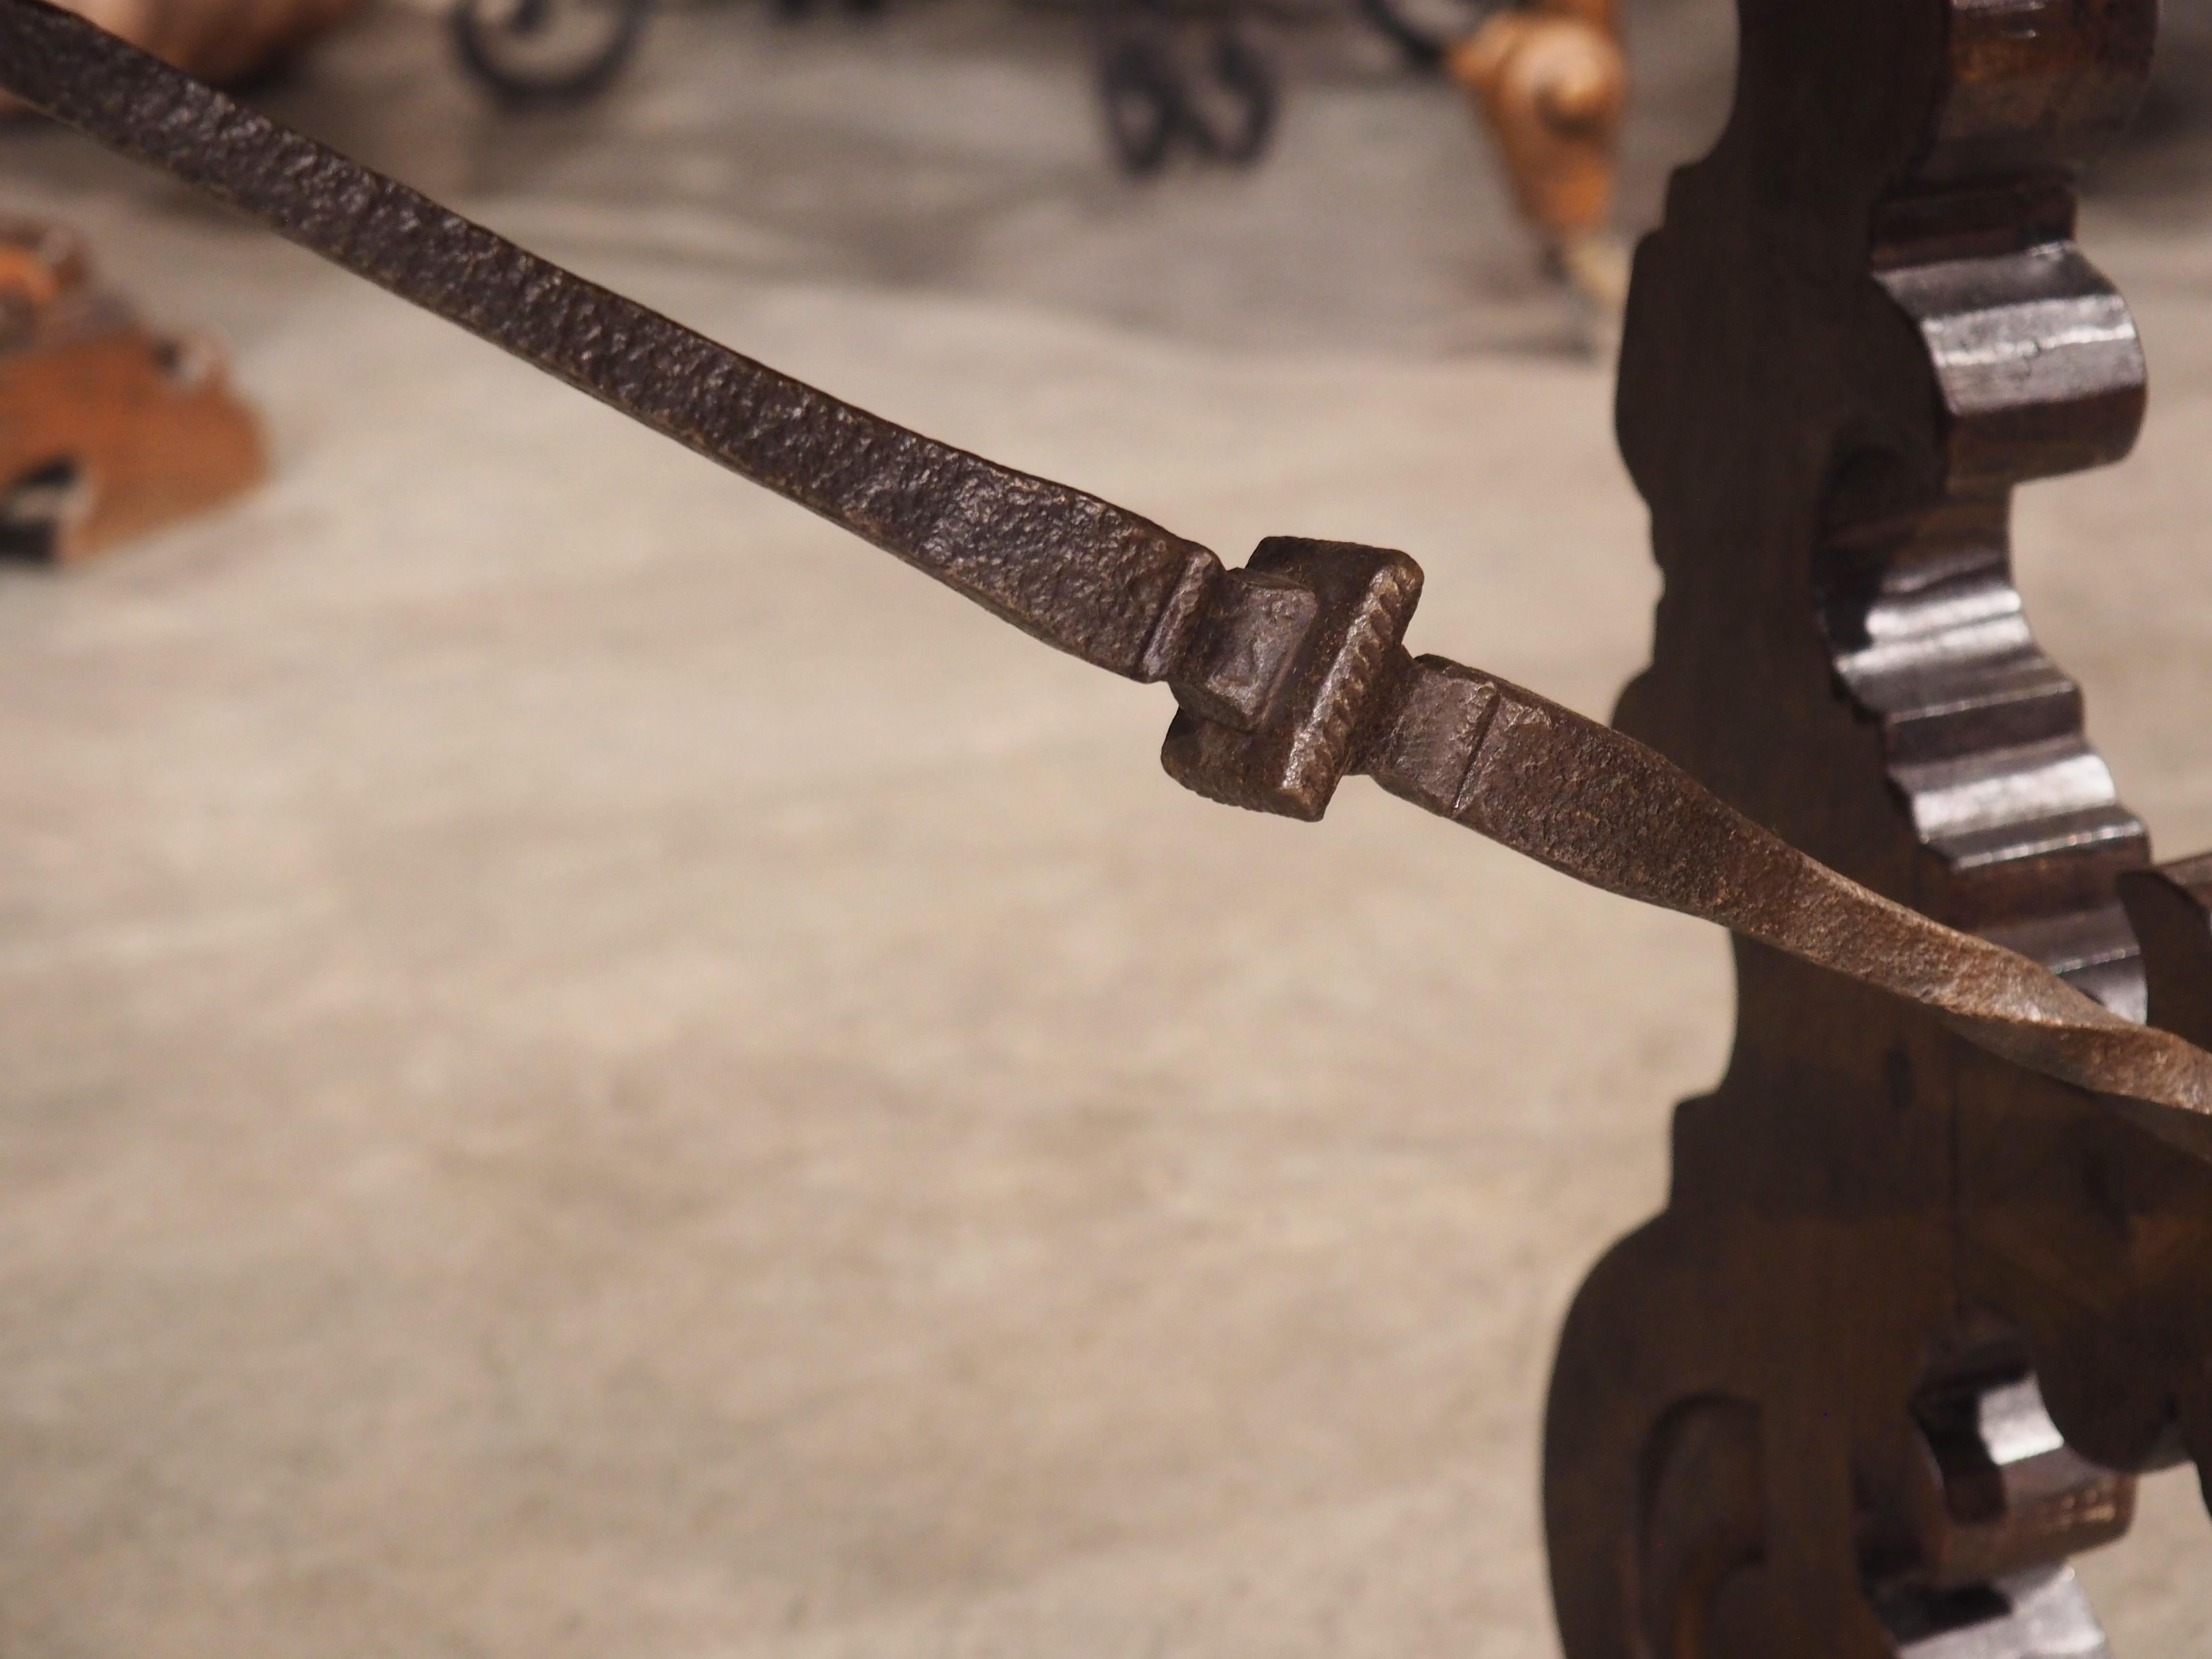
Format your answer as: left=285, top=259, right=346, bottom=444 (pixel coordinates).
left=1, top=0, right=2205, bottom=1118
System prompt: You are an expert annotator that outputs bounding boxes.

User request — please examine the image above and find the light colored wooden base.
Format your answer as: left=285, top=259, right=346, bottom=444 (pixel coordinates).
left=0, top=220, right=264, bottom=564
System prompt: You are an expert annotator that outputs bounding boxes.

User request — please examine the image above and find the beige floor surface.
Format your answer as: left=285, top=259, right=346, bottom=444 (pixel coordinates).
left=4, top=2, right=2212, bottom=1653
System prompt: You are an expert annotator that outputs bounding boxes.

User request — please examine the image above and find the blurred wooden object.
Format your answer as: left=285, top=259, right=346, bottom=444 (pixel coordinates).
left=0, top=219, right=264, bottom=564
left=5, top=0, right=362, bottom=97
left=1447, top=0, right=1627, bottom=313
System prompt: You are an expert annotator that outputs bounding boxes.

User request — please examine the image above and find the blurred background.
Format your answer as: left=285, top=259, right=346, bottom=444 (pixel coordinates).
left=4, top=0, right=2212, bottom=1653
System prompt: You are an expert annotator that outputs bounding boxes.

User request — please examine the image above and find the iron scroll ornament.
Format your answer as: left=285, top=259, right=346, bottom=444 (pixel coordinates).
left=0, top=0, right=2209, bottom=1126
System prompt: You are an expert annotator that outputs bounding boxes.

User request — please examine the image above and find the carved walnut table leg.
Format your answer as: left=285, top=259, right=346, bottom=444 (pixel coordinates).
left=1541, top=1, right=2212, bottom=1654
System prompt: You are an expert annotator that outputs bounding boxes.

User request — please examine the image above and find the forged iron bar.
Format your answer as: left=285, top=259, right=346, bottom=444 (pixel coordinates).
left=0, top=0, right=1223, bottom=681
left=5, top=0, right=2210, bottom=1118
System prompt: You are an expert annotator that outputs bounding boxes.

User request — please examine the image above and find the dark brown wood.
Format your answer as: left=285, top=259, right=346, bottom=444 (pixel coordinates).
left=1543, top=1, right=2212, bottom=1654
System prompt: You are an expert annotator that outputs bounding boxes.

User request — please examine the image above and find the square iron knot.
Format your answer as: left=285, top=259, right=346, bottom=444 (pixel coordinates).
left=1159, top=536, right=1424, bottom=820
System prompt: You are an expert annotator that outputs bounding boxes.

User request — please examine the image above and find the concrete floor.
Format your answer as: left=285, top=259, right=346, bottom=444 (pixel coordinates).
left=4, top=2, right=2212, bottom=1654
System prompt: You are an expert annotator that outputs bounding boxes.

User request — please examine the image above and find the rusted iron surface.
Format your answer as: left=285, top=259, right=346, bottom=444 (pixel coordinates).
left=0, top=0, right=363, bottom=112
left=0, top=0, right=1220, bottom=682
left=0, top=0, right=2207, bottom=1133
left=1361, top=659, right=2212, bottom=1118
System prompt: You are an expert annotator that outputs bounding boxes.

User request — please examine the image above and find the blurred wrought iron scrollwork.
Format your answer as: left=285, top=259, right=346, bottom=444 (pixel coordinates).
left=1544, top=0, right=2212, bottom=1655
left=1092, top=0, right=1276, bottom=174
left=448, top=0, right=653, bottom=106
left=439, top=0, right=1279, bottom=174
